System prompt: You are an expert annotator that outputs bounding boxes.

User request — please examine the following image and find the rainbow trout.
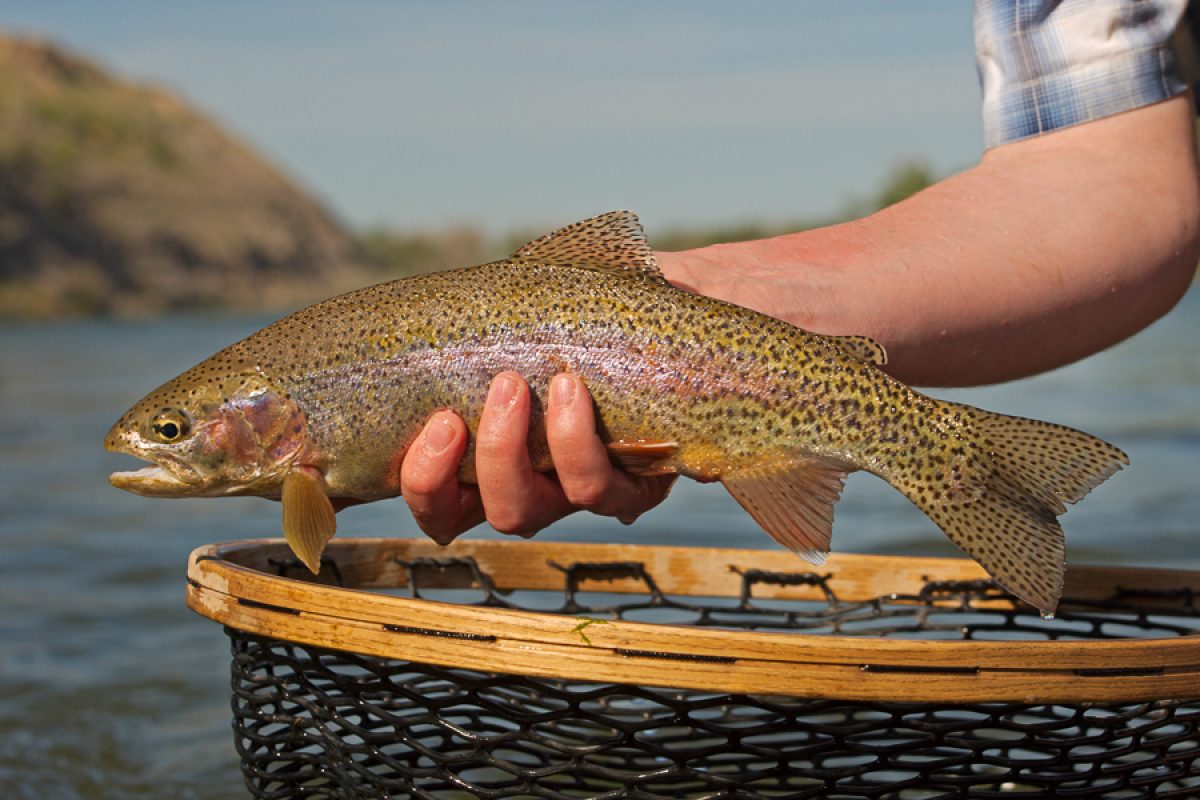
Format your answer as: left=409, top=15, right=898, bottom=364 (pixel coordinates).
left=105, top=211, right=1126, bottom=613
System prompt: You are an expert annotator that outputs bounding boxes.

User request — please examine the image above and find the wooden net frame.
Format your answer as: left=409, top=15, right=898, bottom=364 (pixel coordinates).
left=188, top=538, right=1200, bottom=797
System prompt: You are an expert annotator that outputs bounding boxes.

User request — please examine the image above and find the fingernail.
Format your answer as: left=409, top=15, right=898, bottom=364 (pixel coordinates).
left=551, top=374, right=576, bottom=406
left=422, top=416, right=456, bottom=456
left=491, top=374, right=519, bottom=408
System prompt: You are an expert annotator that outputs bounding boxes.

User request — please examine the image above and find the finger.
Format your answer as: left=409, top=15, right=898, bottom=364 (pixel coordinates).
left=615, top=475, right=677, bottom=525
left=547, top=373, right=677, bottom=522
left=475, top=372, right=574, bottom=537
left=400, top=411, right=484, bottom=544
left=545, top=373, right=627, bottom=511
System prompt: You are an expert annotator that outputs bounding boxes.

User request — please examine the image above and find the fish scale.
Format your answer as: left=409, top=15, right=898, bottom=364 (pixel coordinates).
left=106, top=210, right=1128, bottom=615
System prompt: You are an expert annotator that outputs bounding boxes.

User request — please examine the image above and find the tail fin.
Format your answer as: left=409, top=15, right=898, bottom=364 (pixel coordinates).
left=973, top=411, right=1128, bottom=513
left=900, top=407, right=1128, bottom=615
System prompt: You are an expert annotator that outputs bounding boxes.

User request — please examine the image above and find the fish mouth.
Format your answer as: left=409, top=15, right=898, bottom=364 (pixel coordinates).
left=106, top=420, right=207, bottom=496
left=108, top=454, right=204, bottom=496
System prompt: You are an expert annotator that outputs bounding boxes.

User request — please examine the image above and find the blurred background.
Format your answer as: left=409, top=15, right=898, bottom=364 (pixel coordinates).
left=0, top=3, right=1196, bottom=798
left=0, top=1, right=982, bottom=318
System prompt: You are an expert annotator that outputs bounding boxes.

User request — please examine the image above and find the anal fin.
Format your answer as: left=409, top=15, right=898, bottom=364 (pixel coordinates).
left=722, top=458, right=850, bottom=565
left=607, top=439, right=680, bottom=476
left=282, top=467, right=337, bottom=574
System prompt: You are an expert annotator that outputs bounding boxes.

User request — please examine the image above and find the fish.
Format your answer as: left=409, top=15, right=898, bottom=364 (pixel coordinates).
left=105, top=210, right=1127, bottom=614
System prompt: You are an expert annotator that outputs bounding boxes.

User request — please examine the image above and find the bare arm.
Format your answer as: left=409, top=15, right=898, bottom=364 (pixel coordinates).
left=658, top=93, right=1200, bottom=386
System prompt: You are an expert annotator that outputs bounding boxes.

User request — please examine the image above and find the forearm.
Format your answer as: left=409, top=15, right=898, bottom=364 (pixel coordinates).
left=658, top=93, right=1200, bottom=386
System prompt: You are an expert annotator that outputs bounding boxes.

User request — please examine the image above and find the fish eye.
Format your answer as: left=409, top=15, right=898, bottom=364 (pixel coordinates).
left=151, top=410, right=191, bottom=443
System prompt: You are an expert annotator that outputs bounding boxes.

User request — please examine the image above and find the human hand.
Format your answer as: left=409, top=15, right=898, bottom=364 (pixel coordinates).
left=400, top=371, right=677, bottom=544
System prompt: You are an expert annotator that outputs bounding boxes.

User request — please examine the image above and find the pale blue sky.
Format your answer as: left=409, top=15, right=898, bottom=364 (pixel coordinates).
left=4, top=2, right=983, bottom=234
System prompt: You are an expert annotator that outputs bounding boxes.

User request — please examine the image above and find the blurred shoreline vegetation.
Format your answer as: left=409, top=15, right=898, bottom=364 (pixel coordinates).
left=652, top=161, right=938, bottom=253
left=355, top=161, right=941, bottom=284
left=0, top=32, right=943, bottom=321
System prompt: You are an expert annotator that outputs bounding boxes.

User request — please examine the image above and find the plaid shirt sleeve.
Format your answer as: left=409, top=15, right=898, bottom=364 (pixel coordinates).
left=975, top=0, right=1199, bottom=148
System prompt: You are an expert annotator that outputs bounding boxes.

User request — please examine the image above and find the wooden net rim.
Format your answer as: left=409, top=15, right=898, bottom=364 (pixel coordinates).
left=187, top=537, right=1200, bottom=703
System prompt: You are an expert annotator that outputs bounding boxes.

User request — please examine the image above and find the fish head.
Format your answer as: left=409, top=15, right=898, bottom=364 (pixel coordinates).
left=105, top=365, right=307, bottom=498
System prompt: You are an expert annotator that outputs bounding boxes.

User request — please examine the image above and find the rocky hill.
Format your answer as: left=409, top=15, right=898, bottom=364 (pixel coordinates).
left=0, top=35, right=369, bottom=318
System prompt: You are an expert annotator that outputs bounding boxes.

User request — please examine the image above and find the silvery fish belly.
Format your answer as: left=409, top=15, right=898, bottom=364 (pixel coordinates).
left=105, top=211, right=1128, bottom=615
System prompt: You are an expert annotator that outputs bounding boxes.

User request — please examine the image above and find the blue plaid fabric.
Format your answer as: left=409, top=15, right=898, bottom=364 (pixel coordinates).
left=975, top=0, right=1199, bottom=147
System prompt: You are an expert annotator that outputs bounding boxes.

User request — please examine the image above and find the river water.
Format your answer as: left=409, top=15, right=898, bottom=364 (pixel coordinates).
left=2, top=288, right=1198, bottom=799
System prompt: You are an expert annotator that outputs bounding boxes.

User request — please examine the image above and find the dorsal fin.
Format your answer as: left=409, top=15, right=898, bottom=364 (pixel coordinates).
left=827, top=334, right=888, bottom=366
left=509, top=210, right=668, bottom=283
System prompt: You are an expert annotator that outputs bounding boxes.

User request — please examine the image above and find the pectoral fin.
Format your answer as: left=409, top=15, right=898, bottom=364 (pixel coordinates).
left=281, top=468, right=337, bottom=574
left=722, top=458, right=850, bottom=565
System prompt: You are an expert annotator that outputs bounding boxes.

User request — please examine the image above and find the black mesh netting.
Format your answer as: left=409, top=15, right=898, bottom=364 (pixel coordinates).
left=227, top=557, right=1200, bottom=799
